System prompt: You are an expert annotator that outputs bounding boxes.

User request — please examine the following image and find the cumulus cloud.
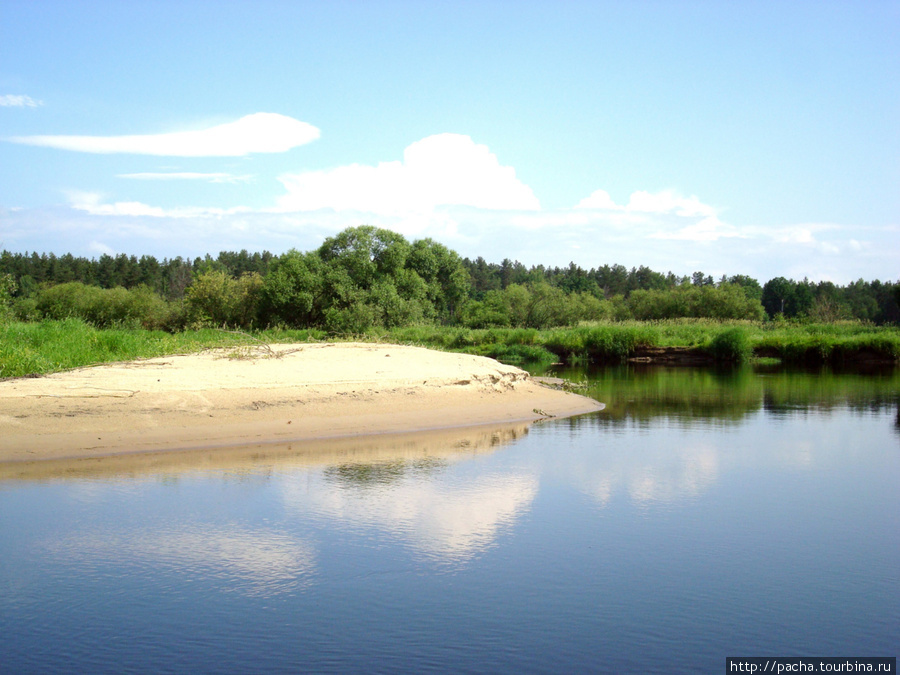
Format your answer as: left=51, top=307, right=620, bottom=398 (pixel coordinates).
left=0, top=94, right=42, bottom=107
left=9, top=112, right=319, bottom=156
left=577, top=187, right=719, bottom=216
left=575, top=188, right=619, bottom=210
left=277, top=133, right=540, bottom=216
left=626, top=190, right=718, bottom=217
left=650, top=216, right=742, bottom=242
left=88, top=241, right=116, bottom=256
left=118, top=172, right=252, bottom=184
left=5, top=197, right=894, bottom=284
left=576, top=187, right=738, bottom=241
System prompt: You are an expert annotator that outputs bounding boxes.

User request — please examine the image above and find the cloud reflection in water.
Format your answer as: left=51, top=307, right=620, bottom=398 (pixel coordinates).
left=44, top=525, right=316, bottom=597
left=283, top=467, right=538, bottom=562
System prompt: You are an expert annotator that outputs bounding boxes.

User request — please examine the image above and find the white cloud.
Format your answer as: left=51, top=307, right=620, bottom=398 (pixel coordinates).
left=118, top=172, right=252, bottom=184
left=9, top=112, right=319, bottom=156
left=650, top=216, right=742, bottom=242
left=626, top=190, right=718, bottom=217
left=576, top=187, right=736, bottom=241
left=66, top=190, right=247, bottom=218
left=576, top=188, right=717, bottom=217
left=575, top=188, right=619, bottom=210
left=7, top=131, right=893, bottom=283
left=88, top=241, right=116, bottom=256
left=5, top=198, right=896, bottom=284
left=276, top=133, right=540, bottom=216
left=0, top=94, right=42, bottom=107
left=67, top=191, right=167, bottom=217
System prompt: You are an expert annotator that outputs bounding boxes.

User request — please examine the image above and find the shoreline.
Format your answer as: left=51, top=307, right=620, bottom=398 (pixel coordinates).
left=0, top=342, right=604, bottom=465
left=0, top=421, right=534, bottom=481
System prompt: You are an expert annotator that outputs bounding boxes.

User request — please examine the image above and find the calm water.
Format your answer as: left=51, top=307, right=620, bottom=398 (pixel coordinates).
left=2, top=365, right=898, bottom=674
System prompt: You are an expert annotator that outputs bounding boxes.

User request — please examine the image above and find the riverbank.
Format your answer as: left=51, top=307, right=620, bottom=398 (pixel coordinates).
left=2, top=319, right=898, bottom=383
left=0, top=342, right=604, bottom=463
left=384, top=322, right=900, bottom=366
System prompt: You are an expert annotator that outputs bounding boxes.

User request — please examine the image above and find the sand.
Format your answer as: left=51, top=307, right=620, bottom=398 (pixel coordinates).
left=0, top=342, right=604, bottom=464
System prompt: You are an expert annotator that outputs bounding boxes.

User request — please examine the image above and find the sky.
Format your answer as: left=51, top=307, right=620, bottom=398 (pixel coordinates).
left=1, top=0, right=897, bottom=284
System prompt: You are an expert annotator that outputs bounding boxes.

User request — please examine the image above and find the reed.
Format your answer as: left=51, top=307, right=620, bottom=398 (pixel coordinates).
left=2, top=318, right=898, bottom=379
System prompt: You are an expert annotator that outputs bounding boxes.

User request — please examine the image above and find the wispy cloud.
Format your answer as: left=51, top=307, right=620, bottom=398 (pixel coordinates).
left=6, top=196, right=892, bottom=284
left=0, top=94, right=42, bottom=107
left=6, top=133, right=893, bottom=283
left=9, top=112, right=319, bottom=156
left=118, top=172, right=252, bottom=184
left=66, top=190, right=246, bottom=218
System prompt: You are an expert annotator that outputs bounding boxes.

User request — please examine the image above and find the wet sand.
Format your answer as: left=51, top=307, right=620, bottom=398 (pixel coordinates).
left=0, top=342, right=604, bottom=464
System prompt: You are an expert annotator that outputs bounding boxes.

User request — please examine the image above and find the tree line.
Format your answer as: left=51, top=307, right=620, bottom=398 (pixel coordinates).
left=0, top=249, right=273, bottom=301
left=1, top=226, right=898, bottom=330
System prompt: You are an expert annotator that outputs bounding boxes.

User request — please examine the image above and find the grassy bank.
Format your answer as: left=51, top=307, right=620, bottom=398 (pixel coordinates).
left=0, top=319, right=226, bottom=378
left=381, top=321, right=900, bottom=366
left=1, top=318, right=898, bottom=379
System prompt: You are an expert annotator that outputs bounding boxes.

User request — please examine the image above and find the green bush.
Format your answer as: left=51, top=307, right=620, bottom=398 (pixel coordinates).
left=706, top=327, right=752, bottom=363
left=185, top=270, right=263, bottom=328
left=0, top=273, right=15, bottom=322
left=626, top=284, right=765, bottom=321
left=33, top=282, right=175, bottom=330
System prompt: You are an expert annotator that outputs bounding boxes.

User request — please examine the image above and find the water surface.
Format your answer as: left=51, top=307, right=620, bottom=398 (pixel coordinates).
left=2, top=365, right=898, bottom=673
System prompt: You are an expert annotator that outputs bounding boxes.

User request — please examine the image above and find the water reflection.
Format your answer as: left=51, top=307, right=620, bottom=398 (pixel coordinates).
left=280, top=425, right=539, bottom=561
left=548, top=363, right=900, bottom=427
left=545, top=406, right=898, bottom=513
left=0, top=421, right=530, bottom=482
left=288, top=470, right=537, bottom=561
left=553, top=431, right=722, bottom=510
left=2, top=366, right=898, bottom=673
left=43, top=525, right=316, bottom=597
left=8, top=422, right=538, bottom=593
left=529, top=364, right=900, bottom=511
left=324, top=457, right=447, bottom=487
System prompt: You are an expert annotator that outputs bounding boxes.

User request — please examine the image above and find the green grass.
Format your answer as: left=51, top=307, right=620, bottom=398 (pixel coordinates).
left=2, top=318, right=898, bottom=379
left=0, top=319, right=244, bottom=378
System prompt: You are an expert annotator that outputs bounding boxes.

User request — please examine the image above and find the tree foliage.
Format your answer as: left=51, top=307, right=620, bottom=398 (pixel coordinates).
left=259, top=226, right=471, bottom=331
left=3, top=227, right=898, bottom=331
left=185, top=270, right=264, bottom=327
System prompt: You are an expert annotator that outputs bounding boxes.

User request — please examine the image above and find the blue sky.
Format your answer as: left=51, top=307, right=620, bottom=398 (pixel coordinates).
left=1, top=0, right=897, bottom=284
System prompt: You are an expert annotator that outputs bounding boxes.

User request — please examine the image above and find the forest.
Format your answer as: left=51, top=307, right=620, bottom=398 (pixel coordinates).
left=2, top=225, right=898, bottom=331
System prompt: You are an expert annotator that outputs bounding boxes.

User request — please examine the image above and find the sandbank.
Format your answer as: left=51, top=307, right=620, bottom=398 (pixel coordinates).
left=0, top=342, right=603, bottom=464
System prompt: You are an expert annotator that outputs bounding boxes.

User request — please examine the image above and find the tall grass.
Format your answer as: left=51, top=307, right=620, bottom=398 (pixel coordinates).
left=1, top=318, right=898, bottom=379
left=383, top=321, right=899, bottom=366
left=754, top=323, right=900, bottom=365
left=0, top=319, right=241, bottom=379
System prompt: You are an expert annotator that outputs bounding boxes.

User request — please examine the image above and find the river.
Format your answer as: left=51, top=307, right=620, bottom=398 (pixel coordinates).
left=2, top=364, right=898, bottom=673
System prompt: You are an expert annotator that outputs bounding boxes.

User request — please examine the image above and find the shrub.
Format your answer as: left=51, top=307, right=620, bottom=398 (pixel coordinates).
left=33, top=282, right=174, bottom=330
left=185, top=270, right=263, bottom=328
left=0, top=273, right=14, bottom=322
left=707, top=327, right=752, bottom=363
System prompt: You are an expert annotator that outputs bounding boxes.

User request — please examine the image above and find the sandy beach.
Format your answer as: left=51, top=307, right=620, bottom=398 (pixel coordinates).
left=0, top=342, right=604, bottom=463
